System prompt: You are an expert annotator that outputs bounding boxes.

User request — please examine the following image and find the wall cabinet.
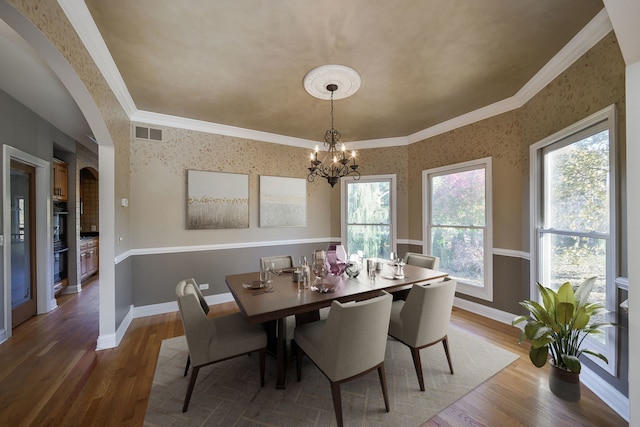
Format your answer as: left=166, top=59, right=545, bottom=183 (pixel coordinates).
left=80, top=238, right=99, bottom=281
left=53, top=159, right=68, bottom=201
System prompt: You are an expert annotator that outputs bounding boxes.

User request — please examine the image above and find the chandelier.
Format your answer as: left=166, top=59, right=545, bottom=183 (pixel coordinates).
left=304, top=65, right=362, bottom=187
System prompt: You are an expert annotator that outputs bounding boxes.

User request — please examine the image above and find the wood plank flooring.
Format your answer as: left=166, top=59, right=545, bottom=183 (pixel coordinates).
left=0, top=278, right=627, bottom=426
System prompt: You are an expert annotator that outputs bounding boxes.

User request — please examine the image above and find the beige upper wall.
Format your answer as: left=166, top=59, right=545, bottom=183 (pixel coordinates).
left=405, top=31, right=625, bottom=252
left=130, top=125, right=333, bottom=248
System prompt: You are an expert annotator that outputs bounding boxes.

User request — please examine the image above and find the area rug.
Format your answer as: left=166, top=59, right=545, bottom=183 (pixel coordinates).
left=144, top=326, right=518, bottom=426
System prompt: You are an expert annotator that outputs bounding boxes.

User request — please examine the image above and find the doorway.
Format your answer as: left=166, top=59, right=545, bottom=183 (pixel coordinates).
left=9, top=160, right=37, bottom=327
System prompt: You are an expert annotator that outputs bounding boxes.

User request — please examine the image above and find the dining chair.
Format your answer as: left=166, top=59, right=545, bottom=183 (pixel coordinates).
left=388, top=278, right=457, bottom=391
left=294, top=291, right=393, bottom=427
left=260, top=255, right=294, bottom=271
left=403, top=252, right=440, bottom=270
left=175, top=279, right=267, bottom=412
left=181, top=278, right=209, bottom=377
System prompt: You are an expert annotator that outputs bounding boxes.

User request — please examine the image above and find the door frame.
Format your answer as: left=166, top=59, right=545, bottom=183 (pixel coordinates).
left=2, top=145, right=54, bottom=340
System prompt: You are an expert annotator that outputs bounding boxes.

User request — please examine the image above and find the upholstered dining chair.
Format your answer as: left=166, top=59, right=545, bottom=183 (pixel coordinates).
left=260, top=255, right=294, bottom=271
left=388, top=278, right=457, bottom=391
left=403, top=252, right=440, bottom=270
left=181, top=278, right=209, bottom=377
left=294, top=291, right=393, bottom=427
left=175, top=279, right=267, bottom=412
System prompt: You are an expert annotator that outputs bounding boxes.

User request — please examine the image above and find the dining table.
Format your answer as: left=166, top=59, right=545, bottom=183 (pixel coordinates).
left=225, top=260, right=448, bottom=389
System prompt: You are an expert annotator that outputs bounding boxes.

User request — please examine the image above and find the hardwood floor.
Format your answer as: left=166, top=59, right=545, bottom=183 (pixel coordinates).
left=0, top=279, right=627, bottom=426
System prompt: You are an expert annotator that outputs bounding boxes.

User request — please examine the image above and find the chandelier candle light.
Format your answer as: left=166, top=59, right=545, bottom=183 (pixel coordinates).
left=304, top=65, right=362, bottom=187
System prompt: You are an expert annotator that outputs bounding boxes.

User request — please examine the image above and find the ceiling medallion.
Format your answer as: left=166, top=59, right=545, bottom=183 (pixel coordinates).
left=304, top=65, right=362, bottom=187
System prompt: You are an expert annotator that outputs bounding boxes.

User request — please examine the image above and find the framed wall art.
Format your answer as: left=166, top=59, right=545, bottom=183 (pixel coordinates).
left=187, top=170, right=249, bottom=229
left=259, top=176, right=307, bottom=227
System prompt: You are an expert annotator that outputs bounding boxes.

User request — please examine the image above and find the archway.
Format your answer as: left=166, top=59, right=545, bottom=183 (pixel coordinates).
left=0, top=1, right=117, bottom=348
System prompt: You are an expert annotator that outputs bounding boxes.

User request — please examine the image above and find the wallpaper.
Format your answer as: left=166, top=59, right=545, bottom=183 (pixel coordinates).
left=130, top=126, right=333, bottom=247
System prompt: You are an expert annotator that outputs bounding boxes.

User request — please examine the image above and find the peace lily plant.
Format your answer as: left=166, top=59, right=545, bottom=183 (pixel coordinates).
left=512, top=277, right=613, bottom=374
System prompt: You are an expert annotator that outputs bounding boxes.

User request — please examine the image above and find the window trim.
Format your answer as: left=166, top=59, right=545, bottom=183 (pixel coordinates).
left=341, top=174, right=397, bottom=258
left=529, top=104, right=618, bottom=375
left=423, top=157, right=493, bottom=301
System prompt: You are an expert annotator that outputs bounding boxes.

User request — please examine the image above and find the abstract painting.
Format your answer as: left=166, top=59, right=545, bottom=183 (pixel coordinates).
left=187, top=170, right=249, bottom=229
left=259, top=176, right=306, bottom=227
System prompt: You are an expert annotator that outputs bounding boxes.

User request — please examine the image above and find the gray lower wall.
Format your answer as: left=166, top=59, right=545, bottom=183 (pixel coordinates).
left=115, top=257, right=132, bottom=330
left=131, top=242, right=333, bottom=306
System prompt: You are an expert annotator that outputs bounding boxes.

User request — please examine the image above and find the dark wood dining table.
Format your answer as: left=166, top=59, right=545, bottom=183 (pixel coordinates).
left=225, top=261, right=448, bottom=388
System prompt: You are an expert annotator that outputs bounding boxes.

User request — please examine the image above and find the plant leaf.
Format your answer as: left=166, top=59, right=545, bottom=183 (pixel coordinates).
left=557, top=282, right=576, bottom=307
left=562, top=354, right=581, bottom=373
left=581, top=349, right=609, bottom=364
left=575, top=276, right=596, bottom=307
left=537, top=283, right=555, bottom=312
left=573, top=306, right=589, bottom=329
left=556, top=301, right=575, bottom=325
left=529, top=346, right=549, bottom=368
left=512, top=315, right=528, bottom=326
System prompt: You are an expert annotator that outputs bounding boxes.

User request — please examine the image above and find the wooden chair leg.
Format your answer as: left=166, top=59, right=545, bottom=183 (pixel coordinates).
left=442, top=336, right=454, bottom=374
left=330, top=381, right=344, bottom=427
left=183, top=354, right=190, bottom=377
left=182, top=366, right=200, bottom=413
left=377, top=364, right=390, bottom=412
left=259, top=348, right=266, bottom=387
left=410, top=347, right=425, bottom=391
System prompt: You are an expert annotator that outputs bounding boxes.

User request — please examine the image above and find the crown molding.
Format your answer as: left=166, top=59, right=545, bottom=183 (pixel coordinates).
left=63, top=4, right=612, bottom=148
left=58, top=0, right=137, bottom=117
left=514, top=9, right=612, bottom=104
left=131, top=110, right=318, bottom=148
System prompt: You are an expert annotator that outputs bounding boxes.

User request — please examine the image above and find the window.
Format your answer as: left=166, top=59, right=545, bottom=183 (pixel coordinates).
left=531, top=105, right=617, bottom=374
left=341, top=175, right=396, bottom=259
left=423, top=158, right=493, bottom=300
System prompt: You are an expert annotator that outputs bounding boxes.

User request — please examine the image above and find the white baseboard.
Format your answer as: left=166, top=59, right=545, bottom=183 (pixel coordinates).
left=63, top=283, right=82, bottom=294
left=132, top=292, right=236, bottom=318
left=581, top=366, right=629, bottom=422
left=453, top=296, right=519, bottom=325
left=96, top=333, right=116, bottom=350
left=96, top=304, right=134, bottom=351
left=0, top=328, right=6, bottom=345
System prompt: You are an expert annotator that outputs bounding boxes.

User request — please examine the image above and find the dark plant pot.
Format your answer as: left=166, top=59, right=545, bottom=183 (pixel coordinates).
left=549, top=363, right=581, bottom=402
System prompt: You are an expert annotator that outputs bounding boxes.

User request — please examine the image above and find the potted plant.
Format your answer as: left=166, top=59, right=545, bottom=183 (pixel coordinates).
left=512, top=277, right=614, bottom=401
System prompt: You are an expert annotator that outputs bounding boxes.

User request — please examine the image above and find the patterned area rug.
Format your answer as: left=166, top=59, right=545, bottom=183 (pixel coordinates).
left=144, top=325, right=518, bottom=426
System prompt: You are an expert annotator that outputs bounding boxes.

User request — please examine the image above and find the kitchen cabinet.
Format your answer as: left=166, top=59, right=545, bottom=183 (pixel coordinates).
left=80, top=237, right=99, bottom=281
left=53, top=159, right=68, bottom=201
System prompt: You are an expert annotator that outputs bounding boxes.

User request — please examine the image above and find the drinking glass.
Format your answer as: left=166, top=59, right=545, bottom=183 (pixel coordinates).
left=260, top=269, right=271, bottom=284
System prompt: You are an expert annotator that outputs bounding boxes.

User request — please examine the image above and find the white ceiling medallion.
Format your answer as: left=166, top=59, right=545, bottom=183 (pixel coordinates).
left=303, top=65, right=361, bottom=100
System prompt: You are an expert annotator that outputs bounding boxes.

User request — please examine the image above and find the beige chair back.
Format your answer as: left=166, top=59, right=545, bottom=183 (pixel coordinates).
left=398, top=278, right=456, bottom=348
left=260, top=255, right=294, bottom=270
left=403, top=252, right=440, bottom=270
left=183, top=278, right=209, bottom=315
left=321, top=291, right=392, bottom=381
left=176, top=280, right=215, bottom=367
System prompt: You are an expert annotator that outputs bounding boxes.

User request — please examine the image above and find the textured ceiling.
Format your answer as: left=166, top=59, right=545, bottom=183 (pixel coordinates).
left=85, top=0, right=603, bottom=143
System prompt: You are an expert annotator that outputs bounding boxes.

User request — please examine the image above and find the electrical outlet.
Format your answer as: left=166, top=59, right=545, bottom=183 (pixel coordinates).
left=199, top=283, right=209, bottom=290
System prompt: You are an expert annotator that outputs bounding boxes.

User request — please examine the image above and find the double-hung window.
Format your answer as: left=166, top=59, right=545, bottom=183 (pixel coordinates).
left=531, top=105, right=617, bottom=374
left=423, top=158, right=493, bottom=300
left=341, top=175, right=396, bottom=259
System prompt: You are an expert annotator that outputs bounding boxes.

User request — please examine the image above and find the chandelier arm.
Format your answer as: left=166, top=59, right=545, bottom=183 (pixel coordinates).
left=306, top=79, right=360, bottom=187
